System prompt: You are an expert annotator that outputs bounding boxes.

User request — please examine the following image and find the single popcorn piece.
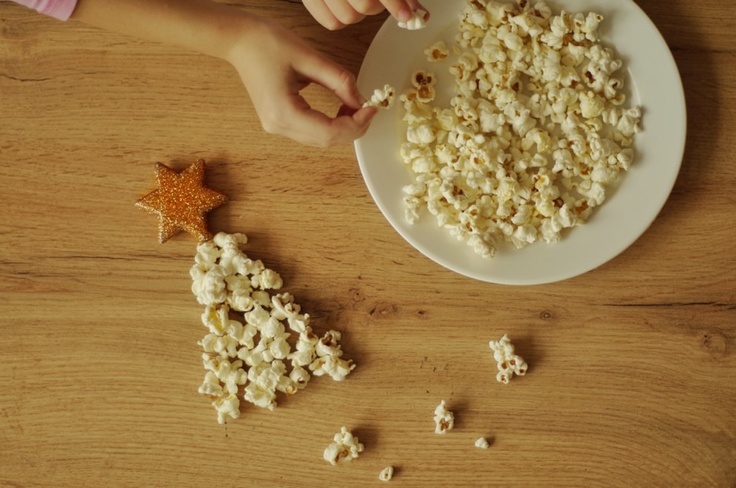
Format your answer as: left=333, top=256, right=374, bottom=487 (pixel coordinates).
left=323, top=427, right=365, bottom=465
left=433, top=400, right=455, bottom=434
left=397, top=8, right=428, bottom=30
left=398, top=0, right=642, bottom=259
left=489, top=334, right=528, bottom=384
left=425, top=40, right=450, bottom=62
left=191, top=232, right=355, bottom=423
left=212, top=393, right=240, bottom=424
left=363, top=84, right=396, bottom=109
left=379, top=466, right=395, bottom=482
left=475, top=437, right=490, bottom=449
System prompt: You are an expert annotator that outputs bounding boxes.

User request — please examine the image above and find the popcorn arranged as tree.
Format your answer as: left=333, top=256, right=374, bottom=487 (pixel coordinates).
left=192, top=232, right=356, bottom=423
left=136, top=160, right=355, bottom=424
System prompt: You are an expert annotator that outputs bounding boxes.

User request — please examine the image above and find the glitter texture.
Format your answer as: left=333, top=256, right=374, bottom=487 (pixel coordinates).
left=136, top=159, right=227, bottom=243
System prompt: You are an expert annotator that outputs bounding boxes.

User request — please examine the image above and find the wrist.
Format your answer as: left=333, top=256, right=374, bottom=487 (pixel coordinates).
left=222, top=14, right=273, bottom=68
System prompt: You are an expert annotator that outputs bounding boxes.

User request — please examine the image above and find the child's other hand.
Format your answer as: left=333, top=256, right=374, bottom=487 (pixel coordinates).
left=227, top=17, right=377, bottom=147
left=303, top=0, right=428, bottom=30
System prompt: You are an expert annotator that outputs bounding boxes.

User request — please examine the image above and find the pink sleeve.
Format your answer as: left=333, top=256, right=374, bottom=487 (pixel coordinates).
left=10, top=0, right=78, bottom=21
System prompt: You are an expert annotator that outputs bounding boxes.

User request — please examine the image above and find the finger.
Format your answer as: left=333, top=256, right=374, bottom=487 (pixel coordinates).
left=351, top=106, right=379, bottom=131
left=324, top=0, right=367, bottom=26
left=323, top=106, right=379, bottom=145
left=347, top=0, right=386, bottom=16
left=303, top=0, right=345, bottom=30
left=281, top=97, right=378, bottom=147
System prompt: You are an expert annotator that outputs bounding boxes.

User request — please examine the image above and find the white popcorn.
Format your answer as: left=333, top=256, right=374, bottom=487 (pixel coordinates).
left=489, top=334, right=528, bottom=384
left=244, top=381, right=277, bottom=410
left=475, top=437, right=490, bottom=449
left=191, top=266, right=228, bottom=306
left=200, top=304, right=229, bottom=335
left=191, top=232, right=355, bottom=423
left=363, top=84, right=396, bottom=109
left=406, top=122, right=436, bottom=145
left=398, top=0, right=641, bottom=259
left=244, top=304, right=270, bottom=329
left=315, top=330, right=343, bottom=357
left=309, top=355, right=356, bottom=382
left=433, top=400, right=455, bottom=434
left=200, top=333, right=239, bottom=358
left=270, top=293, right=300, bottom=319
left=323, top=427, right=365, bottom=465
left=379, top=466, right=395, bottom=482
left=202, top=355, right=247, bottom=394
left=212, top=393, right=240, bottom=424
left=198, top=371, right=224, bottom=398
left=289, top=365, right=311, bottom=389
left=255, top=268, right=283, bottom=290
left=398, top=9, right=428, bottom=30
left=579, top=90, right=606, bottom=119
left=269, top=334, right=291, bottom=359
left=425, top=41, right=449, bottom=62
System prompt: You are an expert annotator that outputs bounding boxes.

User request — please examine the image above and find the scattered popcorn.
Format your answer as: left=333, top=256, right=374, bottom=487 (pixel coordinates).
left=323, top=426, right=365, bottom=465
left=398, top=9, right=428, bottom=30
left=433, top=400, right=455, bottom=434
left=363, top=84, right=396, bottom=109
left=475, top=437, right=490, bottom=449
left=399, top=0, right=642, bottom=258
left=191, top=232, right=355, bottom=423
left=489, top=334, right=528, bottom=384
left=379, top=466, right=395, bottom=482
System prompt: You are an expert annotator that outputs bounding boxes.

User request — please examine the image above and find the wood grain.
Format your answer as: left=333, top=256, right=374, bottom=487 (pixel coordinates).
left=1, top=0, right=734, bottom=486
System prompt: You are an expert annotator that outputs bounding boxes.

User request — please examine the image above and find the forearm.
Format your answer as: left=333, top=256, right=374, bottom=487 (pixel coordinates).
left=70, top=0, right=255, bottom=61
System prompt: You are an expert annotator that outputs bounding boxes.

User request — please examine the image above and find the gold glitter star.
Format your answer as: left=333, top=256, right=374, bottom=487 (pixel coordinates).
left=136, top=159, right=227, bottom=243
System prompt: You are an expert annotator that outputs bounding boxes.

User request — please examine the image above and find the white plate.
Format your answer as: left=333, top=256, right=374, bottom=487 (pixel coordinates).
left=355, top=0, right=686, bottom=285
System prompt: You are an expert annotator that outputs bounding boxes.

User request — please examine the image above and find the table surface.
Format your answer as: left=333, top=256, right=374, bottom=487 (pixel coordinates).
left=1, top=0, right=734, bottom=486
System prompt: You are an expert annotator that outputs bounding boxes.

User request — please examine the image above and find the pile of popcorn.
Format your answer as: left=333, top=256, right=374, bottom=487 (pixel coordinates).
left=190, top=232, right=355, bottom=424
left=399, top=0, right=642, bottom=258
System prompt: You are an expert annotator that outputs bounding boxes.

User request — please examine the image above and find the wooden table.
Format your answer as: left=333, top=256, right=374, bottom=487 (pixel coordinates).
left=1, top=0, right=734, bottom=486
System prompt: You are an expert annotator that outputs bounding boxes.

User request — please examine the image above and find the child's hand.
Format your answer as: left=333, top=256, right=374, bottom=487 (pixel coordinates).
left=227, top=17, right=377, bottom=147
left=70, top=0, right=380, bottom=146
left=303, top=0, right=428, bottom=30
